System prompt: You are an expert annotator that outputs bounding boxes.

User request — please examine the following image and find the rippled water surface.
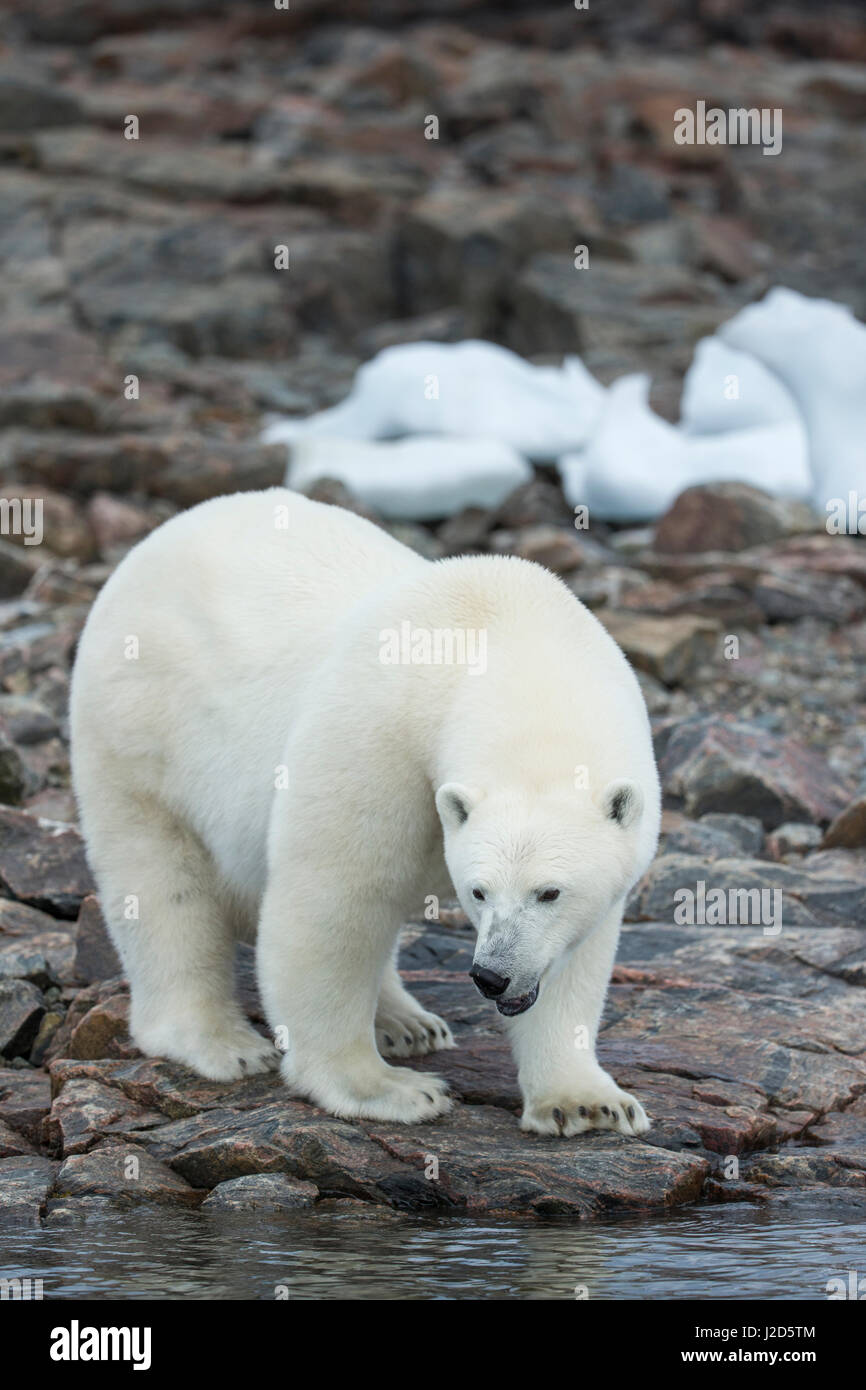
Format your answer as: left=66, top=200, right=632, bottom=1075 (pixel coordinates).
left=2, top=1203, right=863, bottom=1299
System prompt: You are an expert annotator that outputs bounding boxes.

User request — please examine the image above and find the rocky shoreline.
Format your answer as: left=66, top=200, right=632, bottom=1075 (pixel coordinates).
left=2, top=0, right=866, bottom=1224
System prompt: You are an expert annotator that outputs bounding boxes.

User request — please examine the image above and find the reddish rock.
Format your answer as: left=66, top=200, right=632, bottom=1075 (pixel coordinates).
left=54, top=1143, right=201, bottom=1207
left=0, top=1066, right=52, bottom=1144
left=655, top=483, right=817, bottom=555
left=600, top=611, right=719, bottom=686
left=657, top=717, right=853, bottom=827
left=67, top=992, right=131, bottom=1061
left=822, top=798, right=866, bottom=851
left=85, top=491, right=158, bottom=557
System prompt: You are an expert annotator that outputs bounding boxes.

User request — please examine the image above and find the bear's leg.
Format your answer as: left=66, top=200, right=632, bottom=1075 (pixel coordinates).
left=506, top=906, right=650, bottom=1138
left=257, top=884, right=452, bottom=1122
left=85, top=788, right=278, bottom=1081
left=375, top=952, right=455, bottom=1059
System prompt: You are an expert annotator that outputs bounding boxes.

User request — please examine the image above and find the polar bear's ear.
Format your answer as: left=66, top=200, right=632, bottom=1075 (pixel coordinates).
left=601, top=779, right=643, bottom=830
left=435, top=783, right=480, bottom=832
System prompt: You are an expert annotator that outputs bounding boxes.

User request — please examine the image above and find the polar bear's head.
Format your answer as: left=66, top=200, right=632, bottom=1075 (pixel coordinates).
left=435, top=780, right=647, bottom=1016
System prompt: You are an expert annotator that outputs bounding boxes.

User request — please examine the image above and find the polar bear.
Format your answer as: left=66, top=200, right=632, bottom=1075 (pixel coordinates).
left=70, top=488, right=660, bottom=1136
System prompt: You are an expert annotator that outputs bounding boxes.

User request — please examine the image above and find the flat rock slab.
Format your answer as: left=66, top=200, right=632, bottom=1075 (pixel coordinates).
left=202, top=1173, right=318, bottom=1212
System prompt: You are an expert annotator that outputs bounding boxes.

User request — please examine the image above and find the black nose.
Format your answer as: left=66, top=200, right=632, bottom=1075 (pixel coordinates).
left=470, top=966, right=510, bottom=999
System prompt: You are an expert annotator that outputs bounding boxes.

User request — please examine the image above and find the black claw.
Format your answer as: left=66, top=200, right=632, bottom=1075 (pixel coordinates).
left=384, top=1033, right=394, bottom=1047
left=404, top=1034, right=413, bottom=1045
left=578, top=1106, right=587, bottom=1117
left=627, top=1105, right=635, bottom=1120
left=423, top=1092, right=434, bottom=1104
left=601, top=1105, right=610, bottom=1116
left=553, top=1107, right=565, bottom=1130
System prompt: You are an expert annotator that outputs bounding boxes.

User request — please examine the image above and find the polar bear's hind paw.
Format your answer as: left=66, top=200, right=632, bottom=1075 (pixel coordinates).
left=376, top=1006, right=454, bottom=1059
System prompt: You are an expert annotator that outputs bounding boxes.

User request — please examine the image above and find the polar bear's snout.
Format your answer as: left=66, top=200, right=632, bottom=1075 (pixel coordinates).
left=469, top=964, right=510, bottom=998
left=470, top=963, right=541, bottom=1015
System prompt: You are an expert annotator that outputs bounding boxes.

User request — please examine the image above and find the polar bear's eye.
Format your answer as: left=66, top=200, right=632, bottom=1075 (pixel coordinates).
left=472, top=888, right=486, bottom=901
left=537, top=889, right=560, bottom=903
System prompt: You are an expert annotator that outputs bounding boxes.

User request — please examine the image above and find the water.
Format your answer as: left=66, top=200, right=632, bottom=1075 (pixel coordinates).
left=2, top=1203, right=863, bottom=1299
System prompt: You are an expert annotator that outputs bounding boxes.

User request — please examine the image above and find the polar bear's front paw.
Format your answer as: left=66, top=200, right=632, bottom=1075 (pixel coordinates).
left=521, top=1079, right=650, bottom=1138
left=375, top=1004, right=454, bottom=1059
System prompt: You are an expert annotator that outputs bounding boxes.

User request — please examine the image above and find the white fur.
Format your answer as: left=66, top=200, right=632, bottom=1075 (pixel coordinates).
left=70, top=489, right=660, bottom=1133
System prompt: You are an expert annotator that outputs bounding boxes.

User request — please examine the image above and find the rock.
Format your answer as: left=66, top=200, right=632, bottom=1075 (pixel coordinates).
left=0, top=1116, right=35, bottom=1156
left=0, top=1154, right=58, bottom=1224
left=67, top=993, right=131, bottom=1060
left=0, top=538, right=42, bottom=598
left=45, top=1077, right=162, bottom=1156
left=657, top=718, right=853, bottom=827
left=10, top=431, right=286, bottom=504
left=54, top=1143, right=201, bottom=1207
left=657, top=810, right=763, bottom=860
left=0, top=380, right=102, bottom=431
left=0, top=808, right=94, bottom=917
left=0, top=733, right=28, bottom=803
left=742, top=1151, right=865, bottom=1189
left=507, top=255, right=725, bottom=361
left=599, top=611, right=719, bottom=686
left=654, top=483, right=817, bottom=555
left=0, top=941, right=52, bottom=988
left=436, top=508, right=496, bottom=556
left=488, top=524, right=588, bottom=573
left=699, top=814, right=765, bottom=857
left=43, top=977, right=128, bottom=1063
left=29, top=1010, right=63, bottom=1066
left=618, top=572, right=764, bottom=628
left=0, top=693, right=60, bottom=745
left=631, top=852, right=866, bottom=929
left=0, top=1065, right=52, bottom=1143
left=201, top=1173, right=318, bottom=1212
left=822, top=798, right=866, bottom=851
left=85, top=491, right=158, bottom=557
left=751, top=568, right=866, bottom=625
left=0, top=70, right=82, bottom=132
left=492, top=479, right=574, bottom=530
left=767, top=823, right=824, bottom=859
left=73, top=895, right=121, bottom=985
left=0, top=978, right=45, bottom=1058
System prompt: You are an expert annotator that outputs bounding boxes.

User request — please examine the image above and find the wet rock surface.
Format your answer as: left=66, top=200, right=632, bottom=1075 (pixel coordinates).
left=0, top=0, right=864, bottom=1223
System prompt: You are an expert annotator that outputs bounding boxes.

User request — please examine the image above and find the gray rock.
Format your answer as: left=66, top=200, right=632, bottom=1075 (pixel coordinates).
left=0, top=808, right=93, bottom=918
left=0, top=1154, right=58, bottom=1224
left=202, top=1173, right=318, bottom=1212
left=0, top=978, right=46, bottom=1058
left=73, top=895, right=121, bottom=985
